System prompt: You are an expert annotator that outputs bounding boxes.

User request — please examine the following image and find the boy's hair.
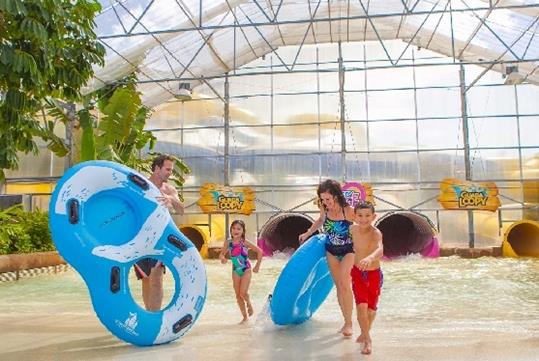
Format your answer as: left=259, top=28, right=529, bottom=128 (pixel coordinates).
left=151, top=154, right=174, bottom=171
left=354, top=200, right=375, bottom=213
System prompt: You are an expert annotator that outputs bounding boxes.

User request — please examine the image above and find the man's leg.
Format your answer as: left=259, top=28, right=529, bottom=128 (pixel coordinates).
left=147, top=265, right=164, bottom=311
left=141, top=277, right=151, bottom=310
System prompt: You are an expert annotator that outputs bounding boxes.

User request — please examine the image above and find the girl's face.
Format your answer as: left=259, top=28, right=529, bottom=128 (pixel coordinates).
left=320, top=191, right=336, bottom=210
left=230, top=223, right=244, bottom=239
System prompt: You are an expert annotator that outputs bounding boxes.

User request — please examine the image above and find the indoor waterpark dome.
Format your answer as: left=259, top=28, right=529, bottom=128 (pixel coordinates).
left=1, top=1, right=539, bottom=360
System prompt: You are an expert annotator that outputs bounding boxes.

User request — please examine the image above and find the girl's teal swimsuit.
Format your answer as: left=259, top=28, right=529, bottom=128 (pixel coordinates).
left=228, top=239, right=251, bottom=276
left=323, top=208, right=354, bottom=259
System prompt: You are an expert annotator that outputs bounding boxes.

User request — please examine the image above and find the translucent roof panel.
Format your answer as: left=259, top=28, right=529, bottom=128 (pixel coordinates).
left=90, top=0, right=539, bottom=107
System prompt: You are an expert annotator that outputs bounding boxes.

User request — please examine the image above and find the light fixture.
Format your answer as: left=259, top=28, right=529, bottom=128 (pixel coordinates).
left=503, top=65, right=524, bottom=85
left=175, top=82, right=192, bottom=101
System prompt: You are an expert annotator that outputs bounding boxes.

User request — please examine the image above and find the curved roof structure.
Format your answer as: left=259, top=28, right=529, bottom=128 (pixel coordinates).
left=92, top=0, right=539, bottom=107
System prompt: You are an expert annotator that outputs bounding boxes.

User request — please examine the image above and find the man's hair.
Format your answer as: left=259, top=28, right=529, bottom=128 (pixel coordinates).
left=151, top=154, right=174, bottom=171
left=354, top=200, right=375, bottom=213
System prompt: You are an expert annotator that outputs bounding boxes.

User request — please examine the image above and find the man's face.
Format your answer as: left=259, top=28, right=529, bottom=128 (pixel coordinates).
left=155, top=159, right=174, bottom=181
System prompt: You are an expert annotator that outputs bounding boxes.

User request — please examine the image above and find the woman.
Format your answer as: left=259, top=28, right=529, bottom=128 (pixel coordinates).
left=299, top=179, right=355, bottom=336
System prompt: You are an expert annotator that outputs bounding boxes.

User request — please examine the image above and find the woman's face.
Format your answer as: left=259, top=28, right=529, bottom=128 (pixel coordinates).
left=230, top=223, right=244, bottom=238
left=320, top=191, right=336, bottom=210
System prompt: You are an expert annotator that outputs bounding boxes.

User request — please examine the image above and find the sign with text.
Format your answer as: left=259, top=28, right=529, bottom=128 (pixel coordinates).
left=438, top=178, right=500, bottom=212
left=197, top=183, right=255, bottom=215
left=342, top=182, right=374, bottom=207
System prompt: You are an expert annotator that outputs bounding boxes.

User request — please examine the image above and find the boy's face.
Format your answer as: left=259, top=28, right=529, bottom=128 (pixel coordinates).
left=354, top=208, right=376, bottom=227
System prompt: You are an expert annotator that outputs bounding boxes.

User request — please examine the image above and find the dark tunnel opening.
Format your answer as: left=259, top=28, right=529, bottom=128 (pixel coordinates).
left=506, top=221, right=539, bottom=257
left=180, top=226, right=204, bottom=251
left=258, top=213, right=314, bottom=255
left=376, top=212, right=437, bottom=257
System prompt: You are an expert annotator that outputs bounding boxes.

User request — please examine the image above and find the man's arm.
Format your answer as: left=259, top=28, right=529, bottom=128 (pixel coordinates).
left=162, top=183, right=184, bottom=215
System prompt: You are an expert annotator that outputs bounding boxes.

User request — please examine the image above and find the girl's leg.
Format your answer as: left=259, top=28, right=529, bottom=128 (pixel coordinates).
left=327, top=253, right=354, bottom=336
left=239, top=269, right=253, bottom=317
left=232, top=272, right=248, bottom=322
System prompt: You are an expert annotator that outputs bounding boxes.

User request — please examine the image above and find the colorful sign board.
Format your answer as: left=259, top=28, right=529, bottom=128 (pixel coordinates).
left=197, top=183, right=255, bottom=215
left=342, top=182, right=374, bottom=207
left=438, top=178, right=500, bottom=212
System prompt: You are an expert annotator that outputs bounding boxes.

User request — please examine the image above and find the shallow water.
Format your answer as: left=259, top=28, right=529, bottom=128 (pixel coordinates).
left=1, top=256, right=538, bottom=361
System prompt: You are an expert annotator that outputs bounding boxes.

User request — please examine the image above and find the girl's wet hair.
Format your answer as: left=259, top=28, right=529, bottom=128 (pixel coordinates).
left=354, top=200, right=375, bottom=213
left=317, top=179, right=348, bottom=209
left=230, top=219, right=246, bottom=240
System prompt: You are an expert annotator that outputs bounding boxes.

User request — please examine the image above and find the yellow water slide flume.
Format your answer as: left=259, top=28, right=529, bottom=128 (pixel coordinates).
left=503, top=220, right=539, bottom=258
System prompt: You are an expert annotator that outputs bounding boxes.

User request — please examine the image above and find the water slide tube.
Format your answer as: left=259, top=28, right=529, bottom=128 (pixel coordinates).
left=180, top=224, right=209, bottom=259
left=502, top=220, right=539, bottom=258
left=49, top=160, right=207, bottom=346
left=376, top=211, right=439, bottom=258
left=257, top=212, right=314, bottom=256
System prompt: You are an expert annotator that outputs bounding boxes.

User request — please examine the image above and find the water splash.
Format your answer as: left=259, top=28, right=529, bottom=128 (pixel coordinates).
left=254, top=294, right=282, bottom=332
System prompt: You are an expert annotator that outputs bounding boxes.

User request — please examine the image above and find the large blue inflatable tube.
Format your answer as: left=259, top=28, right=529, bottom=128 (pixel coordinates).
left=49, top=160, right=207, bottom=346
left=270, top=234, right=334, bottom=325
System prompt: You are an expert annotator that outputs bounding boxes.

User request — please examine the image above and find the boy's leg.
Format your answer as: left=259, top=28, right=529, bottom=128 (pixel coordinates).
left=361, top=270, right=381, bottom=354
left=356, top=303, right=370, bottom=343
left=368, top=308, right=377, bottom=329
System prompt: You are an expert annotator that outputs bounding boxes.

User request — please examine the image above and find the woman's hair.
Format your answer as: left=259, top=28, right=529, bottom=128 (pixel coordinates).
left=230, top=219, right=246, bottom=240
left=317, top=179, right=348, bottom=209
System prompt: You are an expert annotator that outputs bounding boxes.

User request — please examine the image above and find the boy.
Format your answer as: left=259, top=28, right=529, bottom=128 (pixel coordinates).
left=349, top=201, right=384, bottom=355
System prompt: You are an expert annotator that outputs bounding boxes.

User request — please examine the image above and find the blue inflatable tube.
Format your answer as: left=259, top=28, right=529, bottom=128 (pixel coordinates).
left=49, top=160, right=207, bottom=346
left=270, top=234, right=334, bottom=325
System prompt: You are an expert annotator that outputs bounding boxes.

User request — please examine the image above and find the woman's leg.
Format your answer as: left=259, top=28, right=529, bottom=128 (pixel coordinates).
left=327, top=252, right=354, bottom=336
left=338, top=253, right=355, bottom=335
left=232, top=272, right=248, bottom=322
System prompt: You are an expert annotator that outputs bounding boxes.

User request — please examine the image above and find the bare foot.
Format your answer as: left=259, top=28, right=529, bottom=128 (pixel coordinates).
left=239, top=318, right=248, bottom=324
left=341, top=324, right=353, bottom=337
left=247, top=302, right=254, bottom=317
left=361, top=340, right=372, bottom=355
left=356, top=334, right=366, bottom=343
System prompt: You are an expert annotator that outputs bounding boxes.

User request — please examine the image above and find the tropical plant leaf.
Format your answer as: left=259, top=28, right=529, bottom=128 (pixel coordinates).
left=79, top=109, right=96, bottom=161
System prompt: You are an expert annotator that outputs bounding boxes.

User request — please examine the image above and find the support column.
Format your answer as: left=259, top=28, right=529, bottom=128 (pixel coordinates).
left=459, top=63, right=475, bottom=248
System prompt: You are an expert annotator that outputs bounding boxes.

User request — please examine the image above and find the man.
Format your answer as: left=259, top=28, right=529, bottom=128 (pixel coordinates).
left=134, top=154, right=184, bottom=311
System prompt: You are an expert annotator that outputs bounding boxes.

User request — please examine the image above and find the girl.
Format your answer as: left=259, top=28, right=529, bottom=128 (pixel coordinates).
left=219, top=220, right=263, bottom=323
left=298, top=179, right=356, bottom=337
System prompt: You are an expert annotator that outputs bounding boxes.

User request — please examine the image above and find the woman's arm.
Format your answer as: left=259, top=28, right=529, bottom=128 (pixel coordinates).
left=298, top=208, right=325, bottom=243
